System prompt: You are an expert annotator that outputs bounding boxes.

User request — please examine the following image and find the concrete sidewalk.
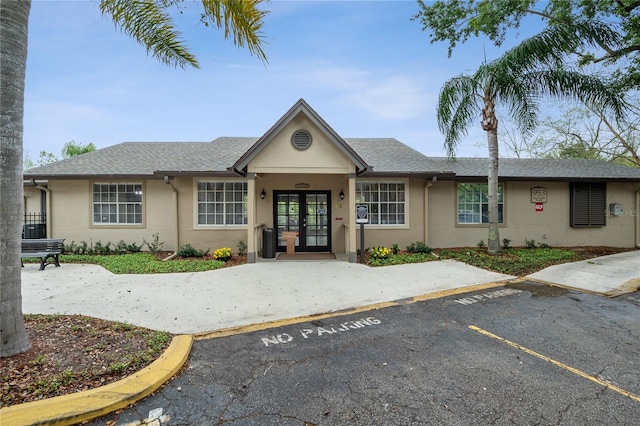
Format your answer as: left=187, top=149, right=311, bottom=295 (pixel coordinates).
left=526, top=250, right=640, bottom=297
left=22, top=258, right=516, bottom=334
left=21, top=251, right=640, bottom=334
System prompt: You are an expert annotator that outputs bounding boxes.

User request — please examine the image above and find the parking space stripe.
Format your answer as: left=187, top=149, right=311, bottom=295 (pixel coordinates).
left=468, top=325, right=640, bottom=403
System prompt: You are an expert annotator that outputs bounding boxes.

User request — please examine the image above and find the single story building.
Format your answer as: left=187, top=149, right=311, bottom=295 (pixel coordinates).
left=23, top=99, right=640, bottom=262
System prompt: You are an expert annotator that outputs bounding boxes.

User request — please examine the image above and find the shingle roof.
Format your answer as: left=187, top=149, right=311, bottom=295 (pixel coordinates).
left=344, top=138, right=453, bottom=174
left=427, top=157, right=640, bottom=180
left=22, top=138, right=640, bottom=181
left=23, top=138, right=258, bottom=178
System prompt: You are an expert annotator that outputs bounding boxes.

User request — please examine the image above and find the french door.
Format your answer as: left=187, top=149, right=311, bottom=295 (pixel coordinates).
left=274, top=191, right=331, bottom=252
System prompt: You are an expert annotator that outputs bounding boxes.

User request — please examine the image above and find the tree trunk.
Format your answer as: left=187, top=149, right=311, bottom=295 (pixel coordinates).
left=1, top=0, right=32, bottom=357
left=487, top=128, right=501, bottom=254
left=481, top=85, right=501, bottom=254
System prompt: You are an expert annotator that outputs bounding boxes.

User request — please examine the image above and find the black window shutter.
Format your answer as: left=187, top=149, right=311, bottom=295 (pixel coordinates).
left=570, top=183, right=606, bottom=227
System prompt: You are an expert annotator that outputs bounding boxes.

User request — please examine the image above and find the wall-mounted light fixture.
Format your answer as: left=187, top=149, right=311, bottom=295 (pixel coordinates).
left=339, top=189, right=345, bottom=200
left=260, top=189, right=266, bottom=200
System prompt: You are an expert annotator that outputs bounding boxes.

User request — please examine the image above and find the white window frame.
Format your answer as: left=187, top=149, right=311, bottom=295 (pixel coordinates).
left=355, top=180, right=407, bottom=226
left=457, top=183, right=504, bottom=225
left=196, top=180, right=248, bottom=227
left=92, top=182, right=143, bottom=225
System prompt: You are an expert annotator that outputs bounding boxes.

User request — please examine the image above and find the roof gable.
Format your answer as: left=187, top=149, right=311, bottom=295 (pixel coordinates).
left=232, top=99, right=369, bottom=174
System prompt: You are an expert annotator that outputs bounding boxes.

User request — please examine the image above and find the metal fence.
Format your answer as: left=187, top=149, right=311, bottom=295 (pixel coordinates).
left=23, top=212, right=47, bottom=239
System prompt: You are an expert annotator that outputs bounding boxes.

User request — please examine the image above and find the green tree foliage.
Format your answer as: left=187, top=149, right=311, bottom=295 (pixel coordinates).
left=61, top=140, right=96, bottom=158
left=414, top=0, right=639, bottom=89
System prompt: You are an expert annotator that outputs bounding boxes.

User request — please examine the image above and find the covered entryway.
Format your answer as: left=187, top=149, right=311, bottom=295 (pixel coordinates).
left=274, top=190, right=331, bottom=252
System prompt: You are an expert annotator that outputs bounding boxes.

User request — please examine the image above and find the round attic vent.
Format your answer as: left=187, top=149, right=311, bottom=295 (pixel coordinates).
left=291, top=129, right=312, bottom=151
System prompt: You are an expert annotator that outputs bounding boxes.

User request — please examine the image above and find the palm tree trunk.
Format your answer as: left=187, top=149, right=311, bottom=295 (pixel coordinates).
left=1, top=0, right=32, bottom=357
left=487, top=128, right=501, bottom=254
left=481, top=85, right=501, bottom=255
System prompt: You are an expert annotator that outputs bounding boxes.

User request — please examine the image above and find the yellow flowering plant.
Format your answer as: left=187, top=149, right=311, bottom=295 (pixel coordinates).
left=213, top=247, right=232, bottom=261
left=370, top=246, right=392, bottom=259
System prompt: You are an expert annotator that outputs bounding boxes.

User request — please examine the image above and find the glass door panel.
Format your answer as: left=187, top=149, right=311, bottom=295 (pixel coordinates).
left=276, top=193, right=299, bottom=248
left=274, top=191, right=331, bottom=252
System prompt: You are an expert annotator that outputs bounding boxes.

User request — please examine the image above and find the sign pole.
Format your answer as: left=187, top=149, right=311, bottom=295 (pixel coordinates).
left=355, top=204, right=369, bottom=264
left=360, top=223, right=365, bottom=264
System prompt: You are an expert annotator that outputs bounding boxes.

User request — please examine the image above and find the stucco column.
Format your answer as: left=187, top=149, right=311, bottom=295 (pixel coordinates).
left=348, top=173, right=357, bottom=263
left=424, top=180, right=430, bottom=246
left=247, top=173, right=257, bottom=263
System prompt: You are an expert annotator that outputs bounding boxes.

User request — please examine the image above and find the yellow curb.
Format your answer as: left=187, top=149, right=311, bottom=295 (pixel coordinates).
left=604, top=277, right=640, bottom=297
left=0, top=335, right=193, bottom=426
left=195, top=280, right=514, bottom=341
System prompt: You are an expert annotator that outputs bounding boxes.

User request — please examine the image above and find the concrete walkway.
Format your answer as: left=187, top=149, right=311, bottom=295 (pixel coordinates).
left=22, top=257, right=516, bottom=334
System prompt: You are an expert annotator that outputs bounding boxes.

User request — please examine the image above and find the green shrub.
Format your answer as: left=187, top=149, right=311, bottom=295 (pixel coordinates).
left=502, top=238, right=511, bottom=249
left=93, top=240, right=112, bottom=255
left=143, top=233, right=164, bottom=255
left=76, top=241, right=89, bottom=255
left=125, top=242, right=142, bottom=253
left=237, top=240, right=247, bottom=255
left=406, top=241, right=432, bottom=254
left=391, top=243, right=399, bottom=255
left=178, top=243, right=207, bottom=258
left=477, top=240, right=485, bottom=249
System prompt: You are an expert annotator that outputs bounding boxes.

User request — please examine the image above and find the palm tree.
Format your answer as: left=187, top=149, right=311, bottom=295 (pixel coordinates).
left=62, top=141, right=97, bottom=158
left=0, top=0, right=32, bottom=358
left=0, top=0, right=268, bottom=358
left=437, top=27, right=627, bottom=254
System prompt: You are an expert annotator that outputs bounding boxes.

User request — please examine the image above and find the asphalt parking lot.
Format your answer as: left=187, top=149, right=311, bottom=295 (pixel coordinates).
left=91, top=281, right=640, bottom=426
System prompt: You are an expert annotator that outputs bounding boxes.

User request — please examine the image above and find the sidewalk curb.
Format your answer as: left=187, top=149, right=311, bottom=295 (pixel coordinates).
left=0, top=335, right=193, bottom=426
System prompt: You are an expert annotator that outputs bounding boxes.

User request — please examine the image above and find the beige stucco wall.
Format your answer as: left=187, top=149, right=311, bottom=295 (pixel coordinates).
left=24, top=186, right=43, bottom=215
left=248, top=113, right=355, bottom=175
left=47, top=179, right=177, bottom=250
left=173, top=176, right=247, bottom=253
left=427, top=180, right=639, bottom=248
left=31, top=177, right=639, bottom=254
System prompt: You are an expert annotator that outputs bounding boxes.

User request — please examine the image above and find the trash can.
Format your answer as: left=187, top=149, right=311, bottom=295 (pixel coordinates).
left=262, top=228, right=276, bottom=258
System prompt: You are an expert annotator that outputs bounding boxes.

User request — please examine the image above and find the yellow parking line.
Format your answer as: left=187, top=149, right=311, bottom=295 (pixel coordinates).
left=468, top=325, right=640, bottom=403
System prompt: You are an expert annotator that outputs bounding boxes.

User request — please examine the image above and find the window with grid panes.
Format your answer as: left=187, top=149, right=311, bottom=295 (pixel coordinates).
left=92, top=183, right=143, bottom=225
left=355, top=181, right=406, bottom=225
left=197, top=181, right=248, bottom=225
left=457, top=183, right=504, bottom=224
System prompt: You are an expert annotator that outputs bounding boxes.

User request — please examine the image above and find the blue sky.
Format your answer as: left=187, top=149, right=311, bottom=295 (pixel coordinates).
left=24, top=1, right=543, bottom=161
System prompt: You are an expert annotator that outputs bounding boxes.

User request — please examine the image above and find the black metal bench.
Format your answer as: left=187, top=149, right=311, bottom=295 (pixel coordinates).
left=21, top=239, right=65, bottom=271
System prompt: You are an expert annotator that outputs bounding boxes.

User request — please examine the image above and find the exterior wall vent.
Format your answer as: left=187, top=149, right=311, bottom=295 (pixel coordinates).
left=291, top=130, right=312, bottom=151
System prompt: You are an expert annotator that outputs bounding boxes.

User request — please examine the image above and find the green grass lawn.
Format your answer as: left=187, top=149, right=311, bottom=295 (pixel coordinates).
left=22, top=247, right=633, bottom=276
left=59, top=252, right=225, bottom=274
left=367, top=247, right=633, bottom=276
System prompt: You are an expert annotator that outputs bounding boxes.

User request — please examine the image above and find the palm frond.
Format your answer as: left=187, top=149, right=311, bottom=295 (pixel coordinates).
left=491, top=71, right=540, bottom=138
left=529, top=68, right=628, bottom=121
left=100, top=0, right=199, bottom=69
left=437, top=75, right=480, bottom=157
left=200, top=0, right=269, bottom=65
